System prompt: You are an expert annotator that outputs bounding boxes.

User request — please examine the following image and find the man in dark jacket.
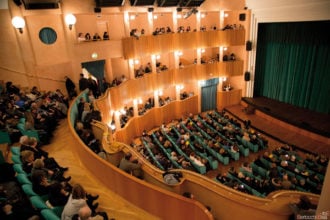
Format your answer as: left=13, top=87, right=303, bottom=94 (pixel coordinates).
left=65, top=76, right=77, bottom=100
left=79, top=73, right=89, bottom=92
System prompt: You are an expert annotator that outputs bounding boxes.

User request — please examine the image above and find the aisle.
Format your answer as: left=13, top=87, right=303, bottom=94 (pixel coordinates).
left=43, top=119, right=159, bottom=220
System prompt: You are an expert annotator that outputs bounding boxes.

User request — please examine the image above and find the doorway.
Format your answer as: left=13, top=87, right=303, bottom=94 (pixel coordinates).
left=201, top=78, right=219, bottom=112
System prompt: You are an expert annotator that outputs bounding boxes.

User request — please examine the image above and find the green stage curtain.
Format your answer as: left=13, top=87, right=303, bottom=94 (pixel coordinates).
left=254, top=21, right=330, bottom=114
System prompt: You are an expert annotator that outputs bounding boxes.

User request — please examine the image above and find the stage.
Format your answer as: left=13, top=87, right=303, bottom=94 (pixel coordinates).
left=224, top=97, right=330, bottom=156
left=241, top=97, right=330, bottom=138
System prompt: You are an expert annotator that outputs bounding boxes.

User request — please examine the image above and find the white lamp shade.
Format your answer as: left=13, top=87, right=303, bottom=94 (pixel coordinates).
left=12, top=16, right=25, bottom=29
left=65, top=14, right=76, bottom=25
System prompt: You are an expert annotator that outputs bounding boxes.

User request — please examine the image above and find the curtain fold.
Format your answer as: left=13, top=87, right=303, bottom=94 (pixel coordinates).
left=254, top=21, right=330, bottom=113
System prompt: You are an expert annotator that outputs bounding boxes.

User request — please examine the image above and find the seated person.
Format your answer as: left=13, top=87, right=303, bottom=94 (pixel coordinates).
left=73, top=204, right=109, bottom=220
left=31, top=158, right=71, bottom=183
left=163, top=171, right=182, bottom=185
left=48, top=181, right=71, bottom=207
left=21, top=150, right=35, bottom=174
left=289, top=195, right=316, bottom=219
left=62, top=184, right=99, bottom=220
left=119, top=152, right=143, bottom=179
left=0, top=181, right=39, bottom=219
left=31, top=169, right=53, bottom=195
left=92, top=33, right=101, bottom=41
left=103, top=32, right=109, bottom=40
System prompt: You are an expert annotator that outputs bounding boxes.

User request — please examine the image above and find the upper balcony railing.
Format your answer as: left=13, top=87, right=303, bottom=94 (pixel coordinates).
left=122, top=29, right=246, bottom=59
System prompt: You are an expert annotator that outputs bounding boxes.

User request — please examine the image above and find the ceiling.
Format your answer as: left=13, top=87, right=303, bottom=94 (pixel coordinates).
left=97, top=0, right=205, bottom=7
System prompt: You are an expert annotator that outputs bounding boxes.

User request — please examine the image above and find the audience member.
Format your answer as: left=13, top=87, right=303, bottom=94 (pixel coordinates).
left=79, top=74, right=89, bottom=92
left=289, top=195, right=316, bottom=220
left=64, top=76, right=77, bottom=100
left=103, top=32, right=109, bottom=40
left=119, top=152, right=143, bottom=179
left=62, top=184, right=99, bottom=220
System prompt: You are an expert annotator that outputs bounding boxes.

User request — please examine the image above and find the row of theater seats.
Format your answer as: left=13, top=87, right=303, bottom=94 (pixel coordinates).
left=11, top=146, right=62, bottom=220
left=136, top=108, right=328, bottom=198
left=137, top=109, right=269, bottom=176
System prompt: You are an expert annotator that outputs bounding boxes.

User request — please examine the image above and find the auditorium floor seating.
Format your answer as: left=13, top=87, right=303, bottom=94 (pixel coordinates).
left=6, top=102, right=328, bottom=219
left=10, top=119, right=159, bottom=220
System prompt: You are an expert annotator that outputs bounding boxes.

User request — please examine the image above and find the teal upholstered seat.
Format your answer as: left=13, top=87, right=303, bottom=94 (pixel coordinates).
left=16, top=173, right=32, bottom=185
left=30, top=195, right=48, bottom=209
left=41, top=209, right=61, bottom=220
left=11, top=154, right=22, bottom=164
left=13, top=163, right=27, bottom=174
left=11, top=146, right=21, bottom=156
left=22, top=184, right=38, bottom=197
left=0, top=131, right=11, bottom=145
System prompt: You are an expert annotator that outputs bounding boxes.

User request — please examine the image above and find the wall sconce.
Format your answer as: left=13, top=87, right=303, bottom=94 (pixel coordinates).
left=175, top=51, right=183, bottom=56
left=12, top=16, right=25, bottom=34
left=65, top=14, right=76, bottom=30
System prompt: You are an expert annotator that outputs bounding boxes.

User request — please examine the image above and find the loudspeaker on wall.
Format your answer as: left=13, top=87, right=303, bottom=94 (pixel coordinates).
left=244, top=72, right=250, bottom=81
left=94, top=7, right=101, bottom=13
left=13, top=0, right=22, bottom=6
left=239, top=13, right=246, bottom=21
left=246, top=41, right=252, bottom=51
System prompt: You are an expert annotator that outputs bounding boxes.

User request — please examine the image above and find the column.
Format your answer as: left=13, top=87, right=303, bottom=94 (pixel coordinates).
left=174, top=51, right=181, bottom=69
left=148, top=11, right=153, bottom=35
left=133, top=99, right=139, bottom=116
left=196, top=49, right=202, bottom=65
left=175, top=85, right=182, bottom=101
left=123, top=11, right=130, bottom=37
left=173, top=11, right=178, bottom=33
left=316, top=162, right=330, bottom=216
left=196, top=11, right=201, bottom=32
left=128, top=59, right=135, bottom=79
left=220, top=10, right=225, bottom=30
left=154, top=90, right=159, bottom=108
left=151, top=54, right=157, bottom=74
left=219, top=46, right=224, bottom=62
left=114, top=111, right=121, bottom=131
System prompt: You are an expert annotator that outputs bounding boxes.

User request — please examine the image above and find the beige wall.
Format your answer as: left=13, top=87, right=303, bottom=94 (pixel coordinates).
left=0, top=0, right=250, bottom=96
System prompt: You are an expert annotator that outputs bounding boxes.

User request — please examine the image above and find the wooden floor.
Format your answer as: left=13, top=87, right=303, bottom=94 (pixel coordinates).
left=42, top=119, right=159, bottom=220
left=29, top=103, right=329, bottom=220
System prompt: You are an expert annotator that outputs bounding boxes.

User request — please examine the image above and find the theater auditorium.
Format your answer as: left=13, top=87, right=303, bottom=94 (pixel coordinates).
left=0, top=0, right=329, bottom=219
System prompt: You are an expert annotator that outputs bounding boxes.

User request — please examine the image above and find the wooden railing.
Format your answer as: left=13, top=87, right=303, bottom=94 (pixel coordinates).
left=70, top=92, right=320, bottom=220
left=94, top=60, right=243, bottom=112
left=68, top=90, right=214, bottom=220
left=123, top=29, right=246, bottom=59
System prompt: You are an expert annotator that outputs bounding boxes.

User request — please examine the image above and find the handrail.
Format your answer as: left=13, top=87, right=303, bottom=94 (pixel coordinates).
left=69, top=90, right=320, bottom=220
left=68, top=90, right=214, bottom=220
left=122, top=29, right=246, bottom=59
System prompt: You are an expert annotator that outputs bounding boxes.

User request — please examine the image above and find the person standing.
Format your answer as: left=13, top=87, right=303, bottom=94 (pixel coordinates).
left=65, top=76, right=77, bottom=100
left=79, top=73, right=89, bottom=92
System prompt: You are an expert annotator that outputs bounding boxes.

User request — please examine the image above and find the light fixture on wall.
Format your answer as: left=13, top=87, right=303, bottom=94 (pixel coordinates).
left=11, top=16, right=25, bottom=34
left=65, top=14, right=76, bottom=30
